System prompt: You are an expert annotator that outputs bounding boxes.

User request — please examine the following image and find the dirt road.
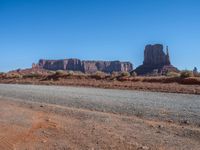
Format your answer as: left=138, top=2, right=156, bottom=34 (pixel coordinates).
left=0, top=84, right=200, bottom=149
left=0, top=84, right=200, bottom=125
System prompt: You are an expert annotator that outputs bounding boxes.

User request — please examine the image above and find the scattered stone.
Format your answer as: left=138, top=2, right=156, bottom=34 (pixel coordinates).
left=158, top=125, right=164, bottom=128
left=167, top=119, right=173, bottom=123
left=138, top=146, right=150, bottom=150
left=182, top=120, right=190, bottom=125
left=41, top=139, right=47, bottom=143
left=46, top=118, right=51, bottom=122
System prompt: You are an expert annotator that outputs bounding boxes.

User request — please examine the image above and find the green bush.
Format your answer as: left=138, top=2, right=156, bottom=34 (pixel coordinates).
left=68, top=70, right=74, bottom=76
left=7, top=73, right=22, bottom=79
left=166, top=71, right=180, bottom=77
left=23, top=73, right=41, bottom=78
left=180, top=71, right=193, bottom=78
left=55, top=70, right=66, bottom=75
left=48, top=71, right=56, bottom=74
left=90, top=71, right=107, bottom=80
left=120, top=72, right=130, bottom=77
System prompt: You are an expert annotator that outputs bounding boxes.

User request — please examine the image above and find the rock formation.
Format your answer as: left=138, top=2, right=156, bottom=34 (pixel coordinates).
left=134, top=44, right=179, bottom=75
left=36, top=59, right=133, bottom=74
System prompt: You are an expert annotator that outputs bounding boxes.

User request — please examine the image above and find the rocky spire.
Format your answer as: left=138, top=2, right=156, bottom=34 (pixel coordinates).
left=165, top=46, right=171, bottom=65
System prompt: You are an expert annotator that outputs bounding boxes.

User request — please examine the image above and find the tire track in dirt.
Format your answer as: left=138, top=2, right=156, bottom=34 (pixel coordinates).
left=25, top=112, right=58, bottom=143
left=0, top=111, right=59, bottom=150
left=0, top=136, right=16, bottom=150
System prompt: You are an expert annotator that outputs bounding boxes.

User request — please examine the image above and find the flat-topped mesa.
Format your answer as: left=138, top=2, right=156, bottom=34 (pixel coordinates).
left=134, top=44, right=179, bottom=75
left=37, top=59, right=133, bottom=74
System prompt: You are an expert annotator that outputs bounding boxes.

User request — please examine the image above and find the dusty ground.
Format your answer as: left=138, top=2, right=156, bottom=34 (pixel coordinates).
left=0, top=98, right=200, bottom=150
left=0, top=84, right=199, bottom=149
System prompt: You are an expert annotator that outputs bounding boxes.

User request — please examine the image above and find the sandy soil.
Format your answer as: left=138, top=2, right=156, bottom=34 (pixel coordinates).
left=0, top=98, right=200, bottom=150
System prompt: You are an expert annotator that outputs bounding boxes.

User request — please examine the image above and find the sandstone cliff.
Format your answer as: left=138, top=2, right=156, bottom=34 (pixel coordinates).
left=135, top=44, right=178, bottom=75
left=37, top=59, right=133, bottom=74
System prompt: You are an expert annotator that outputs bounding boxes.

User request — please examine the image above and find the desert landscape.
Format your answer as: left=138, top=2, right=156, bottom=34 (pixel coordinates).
left=0, top=44, right=200, bottom=150
left=1, top=44, right=200, bottom=95
left=1, top=1, right=200, bottom=149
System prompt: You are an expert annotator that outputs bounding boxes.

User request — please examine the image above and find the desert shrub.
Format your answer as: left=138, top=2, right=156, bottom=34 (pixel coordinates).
left=6, top=73, right=22, bottom=79
left=14, top=74, right=22, bottom=78
left=90, top=71, right=107, bottom=80
left=23, top=73, right=42, bottom=79
left=130, top=71, right=137, bottom=77
left=109, top=72, right=118, bottom=80
left=166, top=71, right=180, bottom=77
left=68, top=70, right=74, bottom=76
left=180, top=71, right=193, bottom=78
left=95, top=71, right=107, bottom=76
left=48, top=71, right=56, bottom=74
left=120, top=71, right=130, bottom=77
left=55, top=70, right=66, bottom=75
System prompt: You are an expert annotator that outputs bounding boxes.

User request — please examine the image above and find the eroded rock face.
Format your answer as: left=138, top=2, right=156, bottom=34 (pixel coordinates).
left=144, top=44, right=170, bottom=66
left=38, top=59, right=133, bottom=73
left=135, top=44, right=178, bottom=75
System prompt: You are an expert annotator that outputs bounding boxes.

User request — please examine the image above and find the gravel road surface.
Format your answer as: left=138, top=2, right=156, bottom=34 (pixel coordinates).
left=0, top=84, right=200, bottom=125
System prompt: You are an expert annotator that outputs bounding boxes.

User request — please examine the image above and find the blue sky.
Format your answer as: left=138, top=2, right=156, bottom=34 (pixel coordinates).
left=0, top=0, right=200, bottom=72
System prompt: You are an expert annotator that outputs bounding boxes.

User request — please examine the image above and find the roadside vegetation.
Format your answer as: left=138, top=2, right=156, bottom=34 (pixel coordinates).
left=0, top=68, right=200, bottom=94
left=1, top=69, right=200, bottom=85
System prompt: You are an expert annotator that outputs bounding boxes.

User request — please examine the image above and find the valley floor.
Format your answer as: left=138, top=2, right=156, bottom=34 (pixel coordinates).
left=0, top=99, right=200, bottom=150
left=0, top=84, right=200, bottom=150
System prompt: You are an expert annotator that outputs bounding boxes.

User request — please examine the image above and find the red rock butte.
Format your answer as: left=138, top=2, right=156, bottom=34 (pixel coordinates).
left=134, top=44, right=179, bottom=75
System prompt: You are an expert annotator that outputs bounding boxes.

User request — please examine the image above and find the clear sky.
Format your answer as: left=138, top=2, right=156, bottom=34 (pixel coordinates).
left=0, top=0, right=200, bottom=72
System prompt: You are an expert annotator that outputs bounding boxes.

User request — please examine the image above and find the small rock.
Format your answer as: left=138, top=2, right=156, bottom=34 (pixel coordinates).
left=156, top=130, right=161, bottom=134
left=41, top=139, right=47, bottom=143
left=182, top=120, right=189, bottom=125
left=167, top=119, right=173, bottom=123
left=46, top=118, right=51, bottom=122
left=40, top=105, right=44, bottom=108
left=139, top=146, right=150, bottom=150
left=158, top=125, right=164, bottom=128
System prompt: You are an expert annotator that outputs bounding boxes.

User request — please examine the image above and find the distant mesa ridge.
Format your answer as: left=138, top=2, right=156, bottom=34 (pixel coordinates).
left=32, top=43, right=178, bottom=75
left=134, top=44, right=179, bottom=75
left=35, top=59, right=133, bottom=73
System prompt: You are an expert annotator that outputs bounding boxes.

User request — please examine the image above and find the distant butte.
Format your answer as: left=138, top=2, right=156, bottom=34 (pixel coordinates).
left=32, top=44, right=179, bottom=75
left=34, top=59, right=133, bottom=74
left=134, top=44, right=179, bottom=75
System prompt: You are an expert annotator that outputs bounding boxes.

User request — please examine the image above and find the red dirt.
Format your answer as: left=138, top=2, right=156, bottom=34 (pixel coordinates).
left=0, top=98, right=200, bottom=150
